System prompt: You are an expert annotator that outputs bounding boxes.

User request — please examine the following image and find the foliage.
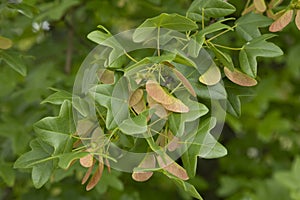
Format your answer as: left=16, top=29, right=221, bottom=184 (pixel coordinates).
left=0, top=0, right=299, bottom=200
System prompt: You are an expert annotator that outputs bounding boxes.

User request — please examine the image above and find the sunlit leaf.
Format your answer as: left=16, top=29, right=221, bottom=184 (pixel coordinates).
left=199, top=64, right=221, bottom=86
left=132, top=154, right=156, bottom=182
left=224, top=67, right=257, bottom=87
left=0, top=36, right=13, bottom=49
left=269, top=10, right=293, bottom=32
left=254, top=0, right=267, bottom=12
left=87, top=25, right=112, bottom=44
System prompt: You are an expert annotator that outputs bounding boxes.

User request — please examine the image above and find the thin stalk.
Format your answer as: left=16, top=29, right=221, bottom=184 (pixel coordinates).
left=206, top=24, right=237, bottom=42
left=124, top=50, right=138, bottom=63
left=211, top=42, right=243, bottom=51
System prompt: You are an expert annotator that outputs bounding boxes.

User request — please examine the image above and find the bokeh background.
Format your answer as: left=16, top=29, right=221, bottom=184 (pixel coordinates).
left=0, top=0, right=300, bottom=199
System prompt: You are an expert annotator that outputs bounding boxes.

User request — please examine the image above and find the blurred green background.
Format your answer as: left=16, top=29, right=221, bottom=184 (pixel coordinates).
left=1, top=0, right=300, bottom=199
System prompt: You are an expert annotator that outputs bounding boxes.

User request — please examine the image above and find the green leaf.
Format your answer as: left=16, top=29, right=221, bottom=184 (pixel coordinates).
left=137, top=13, right=197, bottom=31
left=119, top=113, right=148, bottom=135
left=133, top=13, right=197, bottom=42
left=239, top=34, right=283, bottom=77
left=14, top=139, right=53, bottom=169
left=168, top=94, right=208, bottom=137
left=194, top=83, right=227, bottom=100
left=235, top=12, right=272, bottom=41
left=14, top=107, right=80, bottom=188
left=198, top=18, right=234, bottom=37
left=36, top=0, right=80, bottom=21
left=162, top=171, right=203, bottom=200
left=8, top=2, right=39, bottom=18
left=182, top=118, right=227, bottom=177
left=34, top=101, right=75, bottom=154
left=41, top=89, right=72, bottom=105
left=0, top=161, right=15, bottom=187
left=257, top=111, right=291, bottom=141
left=95, top=169, right=124, bottom=193
left=187, top=0, right=236, bottom=22
left=87, top=25, right=112, bottom=45
left=58, top=151, right=89, bottom=169
left=0, top=51, right=27, bottom=76
left=32, top=161, right=53, bottom=188
left=91, top=78, right=130, bottom=130
left=124, top=54, right=176, bottom=76
left=224, top=81, right=255, bottom=117
left=275, top=157, right=300, bottom=191
left=14, top=139, right=55, bottom=188
left=187, top=34, right=204, bottom=58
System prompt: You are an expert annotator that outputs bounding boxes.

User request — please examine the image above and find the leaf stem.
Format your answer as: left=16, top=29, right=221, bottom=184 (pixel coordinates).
left=206, top=24, right=237, bottom=42
left=201, top=8, right=205, bottom=30
left=124, top=50, right=138, bottom=63
left=170, top=82, right=183, bottom=95
left=211, top=43, right=242, bottom=51
left=157, top=27, right=161, bottom=56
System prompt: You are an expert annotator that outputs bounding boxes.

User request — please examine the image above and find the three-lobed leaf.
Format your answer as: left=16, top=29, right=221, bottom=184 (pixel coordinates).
left=239, top=34, right=283, bottom=77
left=182, top=118, right=227, bottom=178
left=34, top=101, right=75, bottom=154
left=235, top=12, right=272, bottom=41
